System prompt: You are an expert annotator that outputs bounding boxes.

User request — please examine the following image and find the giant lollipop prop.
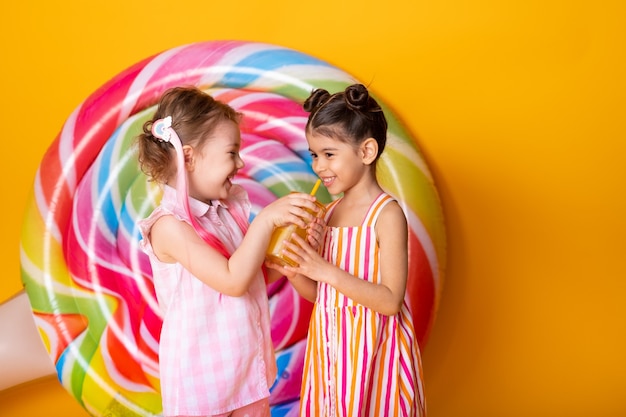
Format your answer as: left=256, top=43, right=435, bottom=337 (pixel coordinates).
left=19, top=40, right=446, bottom=416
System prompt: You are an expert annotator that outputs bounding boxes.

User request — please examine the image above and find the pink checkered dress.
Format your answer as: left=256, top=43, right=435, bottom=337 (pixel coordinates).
left=139, top=185, right=276, bottom=416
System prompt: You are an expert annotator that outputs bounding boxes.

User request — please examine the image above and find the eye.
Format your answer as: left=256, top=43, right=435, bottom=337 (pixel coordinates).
left=325, top=152, right=334, bottom=158
left=309, top=152, right=318, bottom=159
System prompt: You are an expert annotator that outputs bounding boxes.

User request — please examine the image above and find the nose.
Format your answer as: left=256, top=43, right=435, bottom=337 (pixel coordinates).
left=236, top=154, right=245, bottom=169
left=312, top=158, right=324, bottom=174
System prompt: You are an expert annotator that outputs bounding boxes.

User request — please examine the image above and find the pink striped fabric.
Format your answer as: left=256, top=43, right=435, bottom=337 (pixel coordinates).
left=300, top=193, right=426, bottom=417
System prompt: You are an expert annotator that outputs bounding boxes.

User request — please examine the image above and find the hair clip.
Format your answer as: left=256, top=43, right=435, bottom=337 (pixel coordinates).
left=152, top=116, right=173, bottom=142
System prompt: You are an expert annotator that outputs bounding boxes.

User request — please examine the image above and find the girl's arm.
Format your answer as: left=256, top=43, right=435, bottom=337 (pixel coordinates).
left=282, top=202, right=408, bottom=316
left=150, top=193, right=319, bottom=297
left=265, top=261, right=319, bottom=302
left=265, top=268, right=284, bottom=284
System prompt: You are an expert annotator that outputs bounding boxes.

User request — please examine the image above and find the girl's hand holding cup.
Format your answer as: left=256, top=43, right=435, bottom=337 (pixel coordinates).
left=265, top=180, right=326, bottom=268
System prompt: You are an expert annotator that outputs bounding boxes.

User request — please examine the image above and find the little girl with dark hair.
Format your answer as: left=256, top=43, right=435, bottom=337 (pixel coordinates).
left=268, top=84, right=426, bottom=416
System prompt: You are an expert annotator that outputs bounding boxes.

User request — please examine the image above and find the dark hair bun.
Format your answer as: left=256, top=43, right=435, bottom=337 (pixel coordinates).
left=344, top=84, right=369, bottom=111
left=303, top=88, right=331, bottom=112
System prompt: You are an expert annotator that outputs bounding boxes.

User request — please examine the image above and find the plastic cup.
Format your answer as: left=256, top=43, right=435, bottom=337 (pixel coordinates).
left=265, top=197, right=326, bottom=267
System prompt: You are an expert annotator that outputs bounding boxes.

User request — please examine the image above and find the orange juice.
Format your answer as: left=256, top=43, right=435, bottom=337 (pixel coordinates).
left=265, top=199, right=326, bottom=267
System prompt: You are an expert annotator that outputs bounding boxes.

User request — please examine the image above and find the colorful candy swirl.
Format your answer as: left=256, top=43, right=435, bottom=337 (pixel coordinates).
left=19, top=41, right=446, bottom=416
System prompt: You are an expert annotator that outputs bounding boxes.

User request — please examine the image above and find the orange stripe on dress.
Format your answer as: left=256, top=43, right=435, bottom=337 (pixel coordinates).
left=371, top=240, right=380, bottom=284
left=334, top=231, right=344, bottom=308
left=353, top=226, right=363, bottom=290
left=366, top=194, right=390, bottom=227
left=348, top=310, right=364, bottom=415
left=373, top=319, right=390, bottom=412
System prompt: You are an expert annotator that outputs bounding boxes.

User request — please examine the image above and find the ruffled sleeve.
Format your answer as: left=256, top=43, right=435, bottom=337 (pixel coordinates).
left=138, top=206, right=191, bottom=257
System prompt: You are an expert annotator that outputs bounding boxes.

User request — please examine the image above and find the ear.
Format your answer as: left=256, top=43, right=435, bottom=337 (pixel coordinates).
left=360, top=138, right=378, bottom=165
left=182, top=145, right=195, bottom=171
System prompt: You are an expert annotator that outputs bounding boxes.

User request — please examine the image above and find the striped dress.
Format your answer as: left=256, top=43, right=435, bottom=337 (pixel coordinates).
left=300, top=193, right=426, bottom=417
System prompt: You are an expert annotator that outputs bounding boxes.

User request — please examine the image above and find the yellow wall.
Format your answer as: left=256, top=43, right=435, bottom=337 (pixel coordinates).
left=2, top=0, right=625, bottom=416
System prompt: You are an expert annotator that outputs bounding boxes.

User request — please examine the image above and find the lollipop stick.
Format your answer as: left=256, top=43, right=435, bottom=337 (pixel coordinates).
left=310, top=179, right=322, bottom=196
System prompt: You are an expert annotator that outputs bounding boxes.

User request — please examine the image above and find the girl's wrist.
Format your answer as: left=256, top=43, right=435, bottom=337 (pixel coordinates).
left=318, top=266, right=334, bottom=285
left=254, top=210, right=275, bottom=231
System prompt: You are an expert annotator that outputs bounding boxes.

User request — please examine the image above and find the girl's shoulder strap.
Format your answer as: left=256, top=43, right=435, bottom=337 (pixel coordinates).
left=364, top=193, right=396, bottom=227
left=323, top=197, right=342, bottom=222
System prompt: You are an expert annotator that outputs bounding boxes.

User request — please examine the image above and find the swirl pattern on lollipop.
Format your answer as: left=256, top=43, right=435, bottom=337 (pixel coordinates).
left=19, top=40, right=446, bottom=416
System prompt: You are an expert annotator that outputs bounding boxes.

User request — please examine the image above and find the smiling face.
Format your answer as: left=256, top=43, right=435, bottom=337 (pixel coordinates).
left=307, top=129, right=376, bottom=197
left=185, top=119, right=244, bottom=203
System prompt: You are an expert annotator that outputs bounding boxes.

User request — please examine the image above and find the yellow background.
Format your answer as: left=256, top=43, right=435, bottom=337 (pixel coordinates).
left=2, top=0, right=625, bottom=416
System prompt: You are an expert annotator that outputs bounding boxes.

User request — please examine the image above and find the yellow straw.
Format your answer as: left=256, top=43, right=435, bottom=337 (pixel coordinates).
left=310, top=178, right=322, bottom=196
